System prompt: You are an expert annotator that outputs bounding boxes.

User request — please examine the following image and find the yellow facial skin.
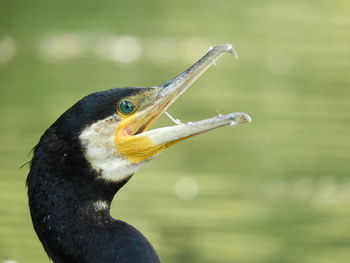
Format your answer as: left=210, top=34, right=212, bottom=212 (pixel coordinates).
left=114, top=89, right=179, bottom=163
left=116, top=135, right=177, bottom=163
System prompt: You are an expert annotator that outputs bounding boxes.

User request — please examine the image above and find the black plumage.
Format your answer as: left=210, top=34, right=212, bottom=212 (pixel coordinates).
left=27, top=88, right=160, bottom=263
left=26, top=44, right=250, bottom=263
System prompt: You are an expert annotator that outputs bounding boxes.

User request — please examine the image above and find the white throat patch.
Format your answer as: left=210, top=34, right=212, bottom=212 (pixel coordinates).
left=79, top=115, right=142, bottom=182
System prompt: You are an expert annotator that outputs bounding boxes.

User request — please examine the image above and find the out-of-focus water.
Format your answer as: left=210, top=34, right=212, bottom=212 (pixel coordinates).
left=1, top=1, right=350, bottom=262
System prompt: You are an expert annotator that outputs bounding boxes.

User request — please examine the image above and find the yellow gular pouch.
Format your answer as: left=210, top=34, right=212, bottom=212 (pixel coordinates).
left=116, top=131, right=190, bottom=163
left=116, top=135, right=167, bottom=163
left=114, top=113, right=184, bottom=163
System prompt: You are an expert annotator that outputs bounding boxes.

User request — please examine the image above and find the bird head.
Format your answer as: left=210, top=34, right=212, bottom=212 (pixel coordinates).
left=51, top=44, right=251, bottom=183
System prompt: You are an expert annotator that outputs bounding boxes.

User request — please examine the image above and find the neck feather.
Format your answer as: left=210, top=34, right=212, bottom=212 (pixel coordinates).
left=26, top=128, right=130, bottom=262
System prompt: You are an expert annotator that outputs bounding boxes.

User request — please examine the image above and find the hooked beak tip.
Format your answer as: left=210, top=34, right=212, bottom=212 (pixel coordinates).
left=230, top=113, right=252, bottom=126
left=243, top=114, right=252, bottom=123
left=227, top=44, right=239, bottom=61
left=209, top=44, right=239, bottom=60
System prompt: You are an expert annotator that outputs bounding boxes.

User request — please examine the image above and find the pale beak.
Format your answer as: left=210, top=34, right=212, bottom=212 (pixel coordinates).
left=116, top=44, right=251, bottom=163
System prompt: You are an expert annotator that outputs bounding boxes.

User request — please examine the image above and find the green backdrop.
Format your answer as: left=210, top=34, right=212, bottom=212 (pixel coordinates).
left=0, top=0, right=349, bottom=262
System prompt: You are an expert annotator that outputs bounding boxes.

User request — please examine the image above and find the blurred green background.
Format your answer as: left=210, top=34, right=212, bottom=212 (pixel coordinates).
left=1, top=0, right=350, bottom=262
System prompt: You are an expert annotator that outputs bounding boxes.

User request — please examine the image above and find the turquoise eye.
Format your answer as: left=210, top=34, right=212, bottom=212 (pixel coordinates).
left=119, top=100, right=135, bottom=114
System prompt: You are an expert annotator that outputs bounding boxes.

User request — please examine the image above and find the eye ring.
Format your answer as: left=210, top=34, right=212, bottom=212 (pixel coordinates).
left=119, top=100, right=136, bottom=115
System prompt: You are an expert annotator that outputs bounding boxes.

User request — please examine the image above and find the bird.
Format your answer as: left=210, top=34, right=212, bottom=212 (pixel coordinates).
left=26, top=44, right=251, bottom=263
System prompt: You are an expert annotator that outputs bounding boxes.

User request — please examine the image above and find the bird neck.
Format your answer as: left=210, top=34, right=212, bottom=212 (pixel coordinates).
left=27, top=129, right=132, bottom=262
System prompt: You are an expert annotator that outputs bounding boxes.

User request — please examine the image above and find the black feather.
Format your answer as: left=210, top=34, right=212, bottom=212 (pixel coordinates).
left=27, top=87, right=160, bottom=263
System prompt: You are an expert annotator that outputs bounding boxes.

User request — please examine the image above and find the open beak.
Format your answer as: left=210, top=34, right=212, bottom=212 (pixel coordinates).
left=115, top=44, right=251, bottom=163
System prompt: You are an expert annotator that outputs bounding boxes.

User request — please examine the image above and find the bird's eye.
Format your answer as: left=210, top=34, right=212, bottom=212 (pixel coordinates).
left=119, top=100, right=135, bottom=114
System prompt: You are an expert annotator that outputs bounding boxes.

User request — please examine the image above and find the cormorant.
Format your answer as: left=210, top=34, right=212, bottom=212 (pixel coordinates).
left=27, top=44, right=251, bottom=263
